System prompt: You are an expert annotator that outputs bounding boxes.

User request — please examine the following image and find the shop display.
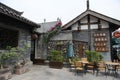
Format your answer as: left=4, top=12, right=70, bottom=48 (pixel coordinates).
left=93, top=33, right=108, bottom=52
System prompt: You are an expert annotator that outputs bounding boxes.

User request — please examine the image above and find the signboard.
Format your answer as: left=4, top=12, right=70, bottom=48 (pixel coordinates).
left=113, top=31, right=120, bottom=38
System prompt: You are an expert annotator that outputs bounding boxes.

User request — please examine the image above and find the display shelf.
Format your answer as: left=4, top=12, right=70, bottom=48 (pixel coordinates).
left=93, top=33, right=108, bottom=52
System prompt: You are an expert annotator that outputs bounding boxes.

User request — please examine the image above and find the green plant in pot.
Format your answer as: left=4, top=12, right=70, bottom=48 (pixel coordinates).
left=85, top=50, right=102, bottom=63
left=85, top=50, right=103, bottom=69
left=49, top=50, right=64, bottom=69
left=0, top=47, right=18, bottom=68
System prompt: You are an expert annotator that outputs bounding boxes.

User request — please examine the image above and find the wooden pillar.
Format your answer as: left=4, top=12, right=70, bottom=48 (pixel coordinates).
left=88, top=14, right=91, bottom=50
left=98, top=19, right=101, bottom=30
left=77, top=20, right=81, bottom=31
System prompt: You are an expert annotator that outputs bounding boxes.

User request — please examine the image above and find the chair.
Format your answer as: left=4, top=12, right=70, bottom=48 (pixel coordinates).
left=117, top=65, right=120, bottom=71
left=81, top=58, right=88, bottom=73
left=74, top=61, right=84, bottom=75
left=113, top=60, right=120, bottom=71
left=86, top=62, right=100, bottom=75
left=105, top=63, right=118, bottom=77
left=96, top=61, right=106, bottom=76
left=68, top=59, right=75, bottom=71
left=86, top=62, right=94, bottom=70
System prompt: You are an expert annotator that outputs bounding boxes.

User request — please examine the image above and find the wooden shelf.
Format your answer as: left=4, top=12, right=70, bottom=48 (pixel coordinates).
left=93, top=32, right=108, bottom=52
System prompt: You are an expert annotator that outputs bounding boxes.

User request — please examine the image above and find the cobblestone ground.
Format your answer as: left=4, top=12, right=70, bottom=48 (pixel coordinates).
left=10, top=65, right=120, bottom=80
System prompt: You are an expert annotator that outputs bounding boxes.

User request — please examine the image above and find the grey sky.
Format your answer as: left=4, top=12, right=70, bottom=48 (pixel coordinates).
left=0, top=0, right=120, bottom=25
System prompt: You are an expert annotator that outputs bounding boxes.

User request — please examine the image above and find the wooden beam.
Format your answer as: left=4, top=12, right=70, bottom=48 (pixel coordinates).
left=77, top=20, right=81, bottom=31
left=80, top=22, right=98, bottom=25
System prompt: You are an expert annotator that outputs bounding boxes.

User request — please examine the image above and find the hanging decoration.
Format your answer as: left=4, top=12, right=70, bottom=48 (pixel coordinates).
left=113, top=31, right=120, bottom=38
left=31, top=33, right=38, bottom=40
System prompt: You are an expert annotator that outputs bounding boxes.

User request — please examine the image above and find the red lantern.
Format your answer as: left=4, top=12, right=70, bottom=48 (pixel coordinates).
left=32, top=34, right=38, bottom=39
left=113, top=31, right=120, bottom=38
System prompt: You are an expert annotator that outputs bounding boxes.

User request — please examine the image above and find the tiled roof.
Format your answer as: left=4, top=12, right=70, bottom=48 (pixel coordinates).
left=0, top=2, right=40, bottom=28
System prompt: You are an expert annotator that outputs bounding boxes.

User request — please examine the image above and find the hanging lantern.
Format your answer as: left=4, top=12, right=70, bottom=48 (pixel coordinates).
left=113, top=31, right=120, bottom=38
left=31, top=33, right=38, bottom=39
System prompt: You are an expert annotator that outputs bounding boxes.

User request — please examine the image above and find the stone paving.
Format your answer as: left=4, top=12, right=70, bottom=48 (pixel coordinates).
left=9, top=65, right=120, bottom=80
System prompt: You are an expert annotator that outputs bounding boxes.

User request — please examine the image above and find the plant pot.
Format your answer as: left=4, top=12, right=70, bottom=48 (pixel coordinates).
left=33, top=59, right=45, bottom=65
left=49, top=61, right=63, bottom=69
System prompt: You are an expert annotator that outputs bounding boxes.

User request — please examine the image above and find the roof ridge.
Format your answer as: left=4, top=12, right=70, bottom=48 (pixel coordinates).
left=0, top=2, right=23, bottom=15
left=62, top=9, right=120, bottom=29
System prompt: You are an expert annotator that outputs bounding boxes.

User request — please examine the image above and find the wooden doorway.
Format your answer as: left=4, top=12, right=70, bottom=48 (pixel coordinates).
left=78, top=43, right=84, bottom=57
left=78, top=42, right=88, bottom=58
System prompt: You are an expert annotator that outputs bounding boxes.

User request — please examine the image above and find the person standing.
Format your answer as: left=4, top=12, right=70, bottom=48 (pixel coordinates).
left=112, top=48, right=119, bottom=62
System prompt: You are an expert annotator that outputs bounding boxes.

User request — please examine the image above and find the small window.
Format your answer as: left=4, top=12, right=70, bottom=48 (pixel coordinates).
left=81, top=25, right=88, bottom=30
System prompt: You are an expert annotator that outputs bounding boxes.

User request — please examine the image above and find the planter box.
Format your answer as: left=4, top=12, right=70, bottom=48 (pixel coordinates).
left=33, top=59, right=45, bottom=65
left=49, top=62, right=63, bottom=69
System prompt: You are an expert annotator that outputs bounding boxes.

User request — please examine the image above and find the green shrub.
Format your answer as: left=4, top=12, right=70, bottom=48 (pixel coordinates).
left=50, top=50, right=63, bottom=62
left=85, top=50, right=103, bottom=63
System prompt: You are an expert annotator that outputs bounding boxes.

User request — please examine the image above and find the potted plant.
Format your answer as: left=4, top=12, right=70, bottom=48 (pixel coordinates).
left=1, top=48, right=18, bottom=68
left=85, top=50, right=102, bottom=63
left=0, top=47, right=18, bottom=79
left=49, top=50, right=64, bottom=69
left=85, top=50, right=103, bottom=72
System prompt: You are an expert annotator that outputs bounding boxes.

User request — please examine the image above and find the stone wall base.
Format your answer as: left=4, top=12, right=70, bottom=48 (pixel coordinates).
left=0, top=68, right=12, bottom=80
left=14, top=67, right=30, bottom=75
left=14, top=61, right=32, bottom=75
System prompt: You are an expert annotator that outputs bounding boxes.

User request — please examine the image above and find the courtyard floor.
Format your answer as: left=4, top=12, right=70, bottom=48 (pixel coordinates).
left=10, top=65, right=120, bottom=80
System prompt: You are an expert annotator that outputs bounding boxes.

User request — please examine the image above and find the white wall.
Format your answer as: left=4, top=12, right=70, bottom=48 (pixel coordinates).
left=71, top=15, right=109, bottom=30
left=51, top=31, right=73, bottom=40
left=81, top=16, right=88, bottom=23
left=101, top=20, right=109, bottom=28
left=72, top=23, right=78, bottom=30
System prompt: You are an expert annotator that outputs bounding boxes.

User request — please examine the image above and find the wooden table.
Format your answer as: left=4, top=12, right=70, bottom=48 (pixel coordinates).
left=80, top=61, right=89, bottom=74
left=105, top=62, right=119, bottom=66
left=81, top=61, right=89, bottom=64
left=105, top=61, right=119, bottom=77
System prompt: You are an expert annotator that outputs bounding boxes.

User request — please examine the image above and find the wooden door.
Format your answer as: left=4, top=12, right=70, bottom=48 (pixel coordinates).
left=78, top=43, right=84, bottom=58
